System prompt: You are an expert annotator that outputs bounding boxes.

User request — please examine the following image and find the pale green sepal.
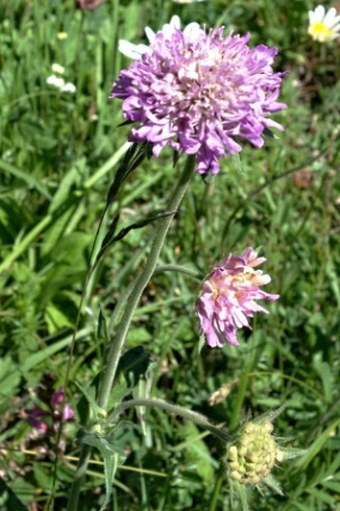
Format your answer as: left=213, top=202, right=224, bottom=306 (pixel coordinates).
left=233, top=481, right=249, bottom=511
left=263, top=474, right=283, bottom=496
left=254, top=403, right=286, bottom=424
left=281, top=447, right=307, bottom=460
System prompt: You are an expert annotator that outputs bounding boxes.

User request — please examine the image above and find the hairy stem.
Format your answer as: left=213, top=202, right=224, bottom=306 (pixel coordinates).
left=97, top=156, right=196, bottom=409
left=110, top=398, right=229, bottom=442
left=67, top=156, right=195, bottom=510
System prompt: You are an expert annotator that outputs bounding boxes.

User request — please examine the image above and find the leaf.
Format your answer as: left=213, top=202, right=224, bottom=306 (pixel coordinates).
left=0, top=159, right=51, bottom=200
left=0, top=357, right=20, bottom=398
left=97, top=307, right=109, bottom=342
left=33, top=463, right=53, bottom=491
left=48, top=160, right=85, bottom=214
left=313, top=352, right=333, bottom=403
left=75, top=382, right=107, bottom=422
left=21, top=328, right=90, bottom=373
left=94, top=210, right=175, bottom=265
left=105, top=142, right=151, bottom=206
left=80, top=424, right=136, bottom=510
left=178, top=422, right=216, bottom=486
left=0, top=476, right=29, bottom=510
left=45, top=302, right=74, bottom=333
left=81, top=433, right=119, bottom=511
left=100, top=451, right=119, bottom=511
left=296, top=417, right=340, bottom=470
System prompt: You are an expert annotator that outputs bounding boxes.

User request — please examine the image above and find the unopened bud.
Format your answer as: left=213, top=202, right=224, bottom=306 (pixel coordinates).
left=226, top=420, right=281, bottom=485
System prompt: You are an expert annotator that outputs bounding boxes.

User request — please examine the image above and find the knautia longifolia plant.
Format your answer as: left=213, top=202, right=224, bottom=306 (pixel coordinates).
left=66, top=16, right=300, bottom=510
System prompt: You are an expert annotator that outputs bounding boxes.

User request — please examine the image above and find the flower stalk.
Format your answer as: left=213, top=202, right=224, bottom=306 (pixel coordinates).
left=67, top=155, right=195, bottom=510
left=97, top=155, right=196, bottom=409
left=109, top=398, right=229, bottom=442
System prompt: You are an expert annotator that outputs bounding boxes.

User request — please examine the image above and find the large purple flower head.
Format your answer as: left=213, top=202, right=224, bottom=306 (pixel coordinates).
left=197, top=247, right=279, bottom=347
left=111, top=16, right=287, bottom=174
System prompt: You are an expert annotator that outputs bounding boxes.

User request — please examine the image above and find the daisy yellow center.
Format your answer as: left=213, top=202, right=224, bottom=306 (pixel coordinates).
left=309, top=21, right=334, bottom=41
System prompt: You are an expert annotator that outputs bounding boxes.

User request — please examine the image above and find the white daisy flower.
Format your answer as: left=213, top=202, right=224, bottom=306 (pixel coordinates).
left=118, top=15, right=182, bottom=60
left=51, top=63, right=65, bottom=75
left=46, top=74, right=65, bottom=89
left=308, top=5, right=340, bottom=42
left=61, top=82, right=77, bottom=94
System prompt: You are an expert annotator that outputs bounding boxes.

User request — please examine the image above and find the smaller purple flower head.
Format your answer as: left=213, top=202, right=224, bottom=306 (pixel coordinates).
left=26, top=407, right=49, bottom=432
left=62, top=404, right=75, bottom=421
left=197, top=247, right=279, bottom=348
left=111, top=16, right=287, bottom=175
left=26, top=386, right=75, bottom=432
left=51, top=387, right=65, bottom=407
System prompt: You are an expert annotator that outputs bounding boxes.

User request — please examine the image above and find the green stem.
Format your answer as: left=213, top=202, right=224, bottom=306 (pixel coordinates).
left=97, top=155, right=196, bottom=409
left=208, top=466, right=225, bottom=511
left=65, top=445, right=92, bottom=511
left=67, top=156, right=196, bottom=510
left=110, top=398, right=229, bottom=442
left=154, top=264, right=203, bottom=280
left=229, top=370, right=250, bottom=431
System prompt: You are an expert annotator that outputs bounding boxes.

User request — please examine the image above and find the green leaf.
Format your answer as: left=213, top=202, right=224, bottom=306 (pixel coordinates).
left=94, top=209, right=175, bottom=265
left=0, top=476, right=29, bottom=510
left=48, top=159, right=85, bottom=215
left=116, top=346, right=151, bottom=388
left=178, top=422, right=216, bottom=486
left=75, top=382, right=107, bottom=422
left=297, top=418, right=340, bottom=470
left=21, top=328, right=90, bottom=374
left=0, top=159, right=51, bottom=200
left=312, top=352, right=334, bottom=403
left=0, top=357, right=20, bottom=398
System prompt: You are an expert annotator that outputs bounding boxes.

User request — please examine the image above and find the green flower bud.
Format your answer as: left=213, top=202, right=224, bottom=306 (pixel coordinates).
left=226, top=420, right=282, bottom=485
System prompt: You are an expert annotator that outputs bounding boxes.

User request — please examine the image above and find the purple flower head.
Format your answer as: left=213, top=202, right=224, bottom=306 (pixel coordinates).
left=197, top=247, right=279, bottom=347
left=26, top=407, right=49, bottom=432
left=111, top=16, right=287, bottom=174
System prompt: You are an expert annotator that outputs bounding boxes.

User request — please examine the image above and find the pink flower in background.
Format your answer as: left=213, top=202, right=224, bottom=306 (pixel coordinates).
left=111, top=16, right=287, bottom=175
left=26, top=407, right=49, bottom=432
left=26, top=387, right=74, bottom=432
left=197, top=247, right=279, bottom=347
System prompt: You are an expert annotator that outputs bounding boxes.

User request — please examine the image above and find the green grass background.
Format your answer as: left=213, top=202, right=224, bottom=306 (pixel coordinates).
left=0, top=0, right=339, bottom=510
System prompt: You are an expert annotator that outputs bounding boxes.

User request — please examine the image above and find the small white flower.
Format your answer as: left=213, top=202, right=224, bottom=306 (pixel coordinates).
left=308, top=5, right=340, bottom=42
left=118, top=15, right=181, bottom=60
left=118, top=15, right=204, bottom=60
left=46, top=74, right=65, bottom=89
left=51, top=63, right=65, bottom=75
left=61, top=82, right=77, bottom=94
